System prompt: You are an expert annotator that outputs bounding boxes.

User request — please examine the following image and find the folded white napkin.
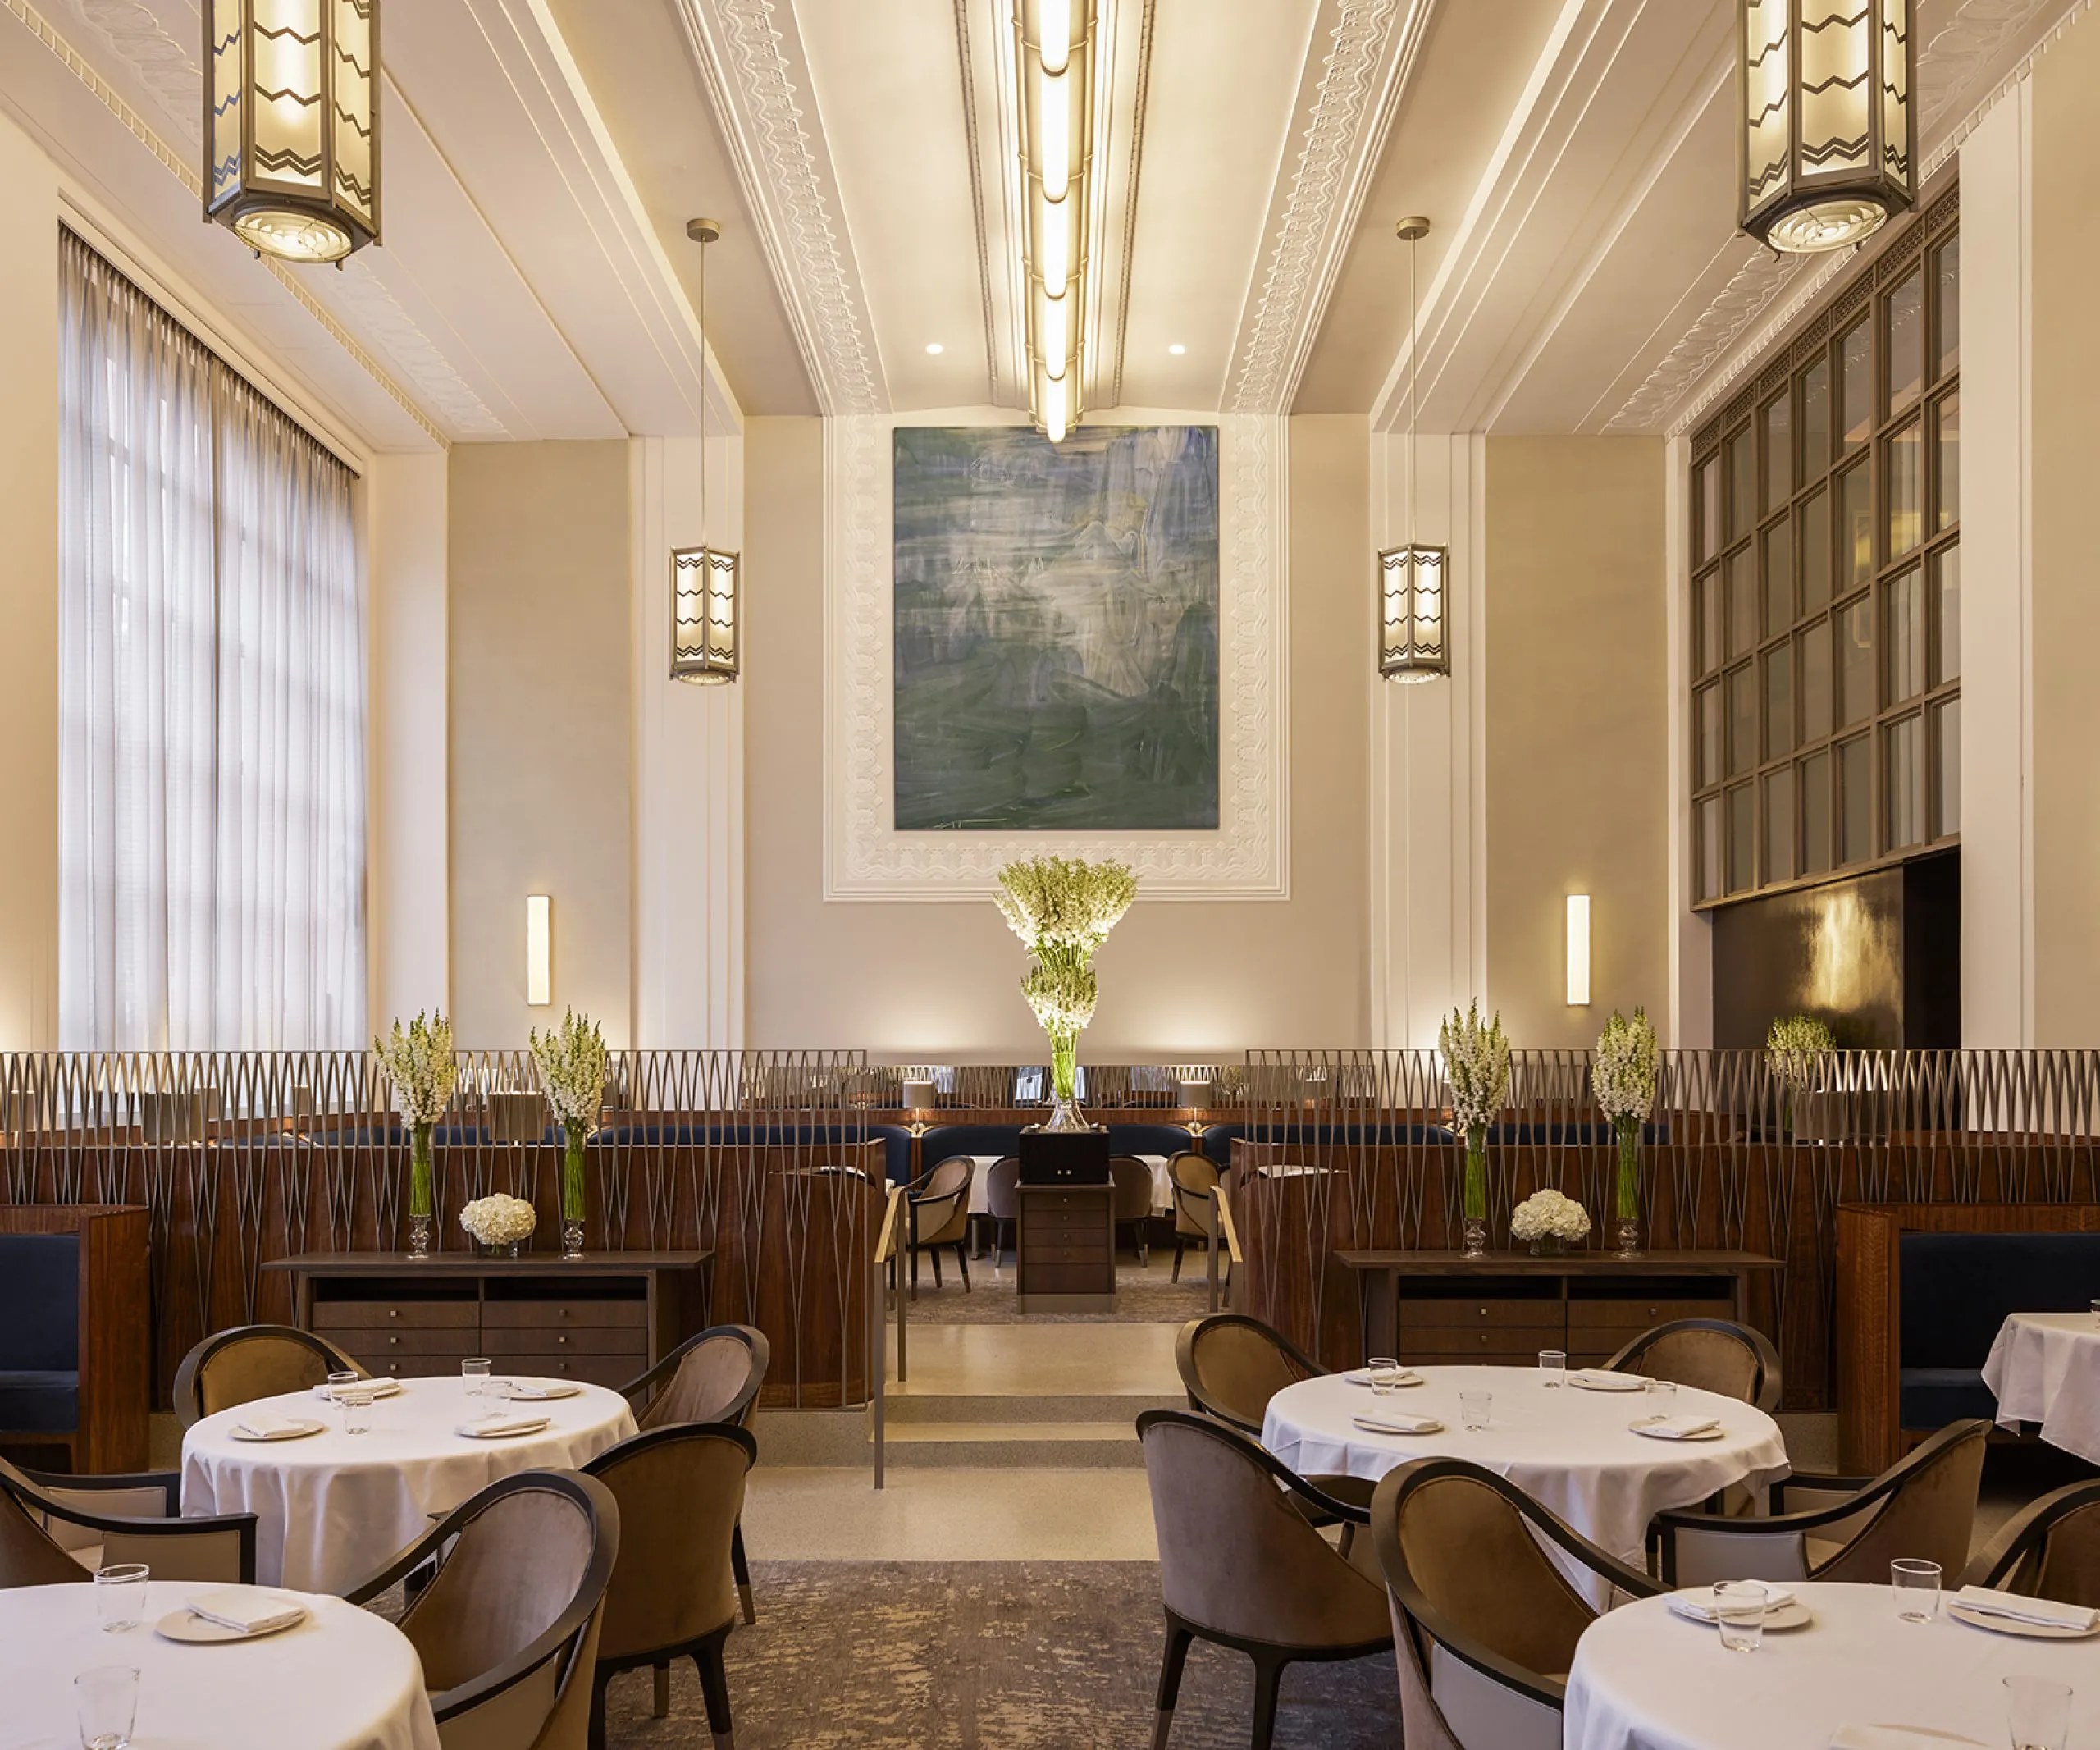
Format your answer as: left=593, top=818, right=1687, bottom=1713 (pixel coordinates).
left=1828, top=1727, right=1987, bottom=1749
left=1566, top=1369, right=1647, bottom=1391
left=1353, top=1412, right=1442, bottom=1436
left=503, top=1379, right=582, bottom=1401
left=1633, top=1414, right=1720, bottom=1440
left=455, top=1414, right=550, bottom=1438
left=1952, top=1584, right=2100, bottom=1630
left=1669, top=1583, right=1796, bottom=1621
left=316, top=1378, right=399, bottom=1401
left=233, top=1412, right=313, bottom=1440
left=185, top=1590, right=308, bottom=1634
left=1344, top=1370, right=1422, bottom=1388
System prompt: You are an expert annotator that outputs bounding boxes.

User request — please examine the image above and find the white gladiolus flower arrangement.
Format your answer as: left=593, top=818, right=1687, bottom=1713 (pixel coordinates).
left=1766, top=1013, right=1834, bottom=1093
left=375, top=1011, right=456, bottom=1127
left=993, top=857, right=1138, bottom=1115
left=460, top=1194, right=536, bottom=1248
left=1592, top=1008, right=1659, bottom=1125
left=1509, top=1189, right=1591, bottom=1243
left=1438, top=1003, right=1510, bottom=1135
left=530, top=1009, right=609, bottom=1133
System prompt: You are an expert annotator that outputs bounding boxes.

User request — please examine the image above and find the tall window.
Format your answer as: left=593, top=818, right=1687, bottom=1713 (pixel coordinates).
left=1689, top=190, right=1959, bottom=907
left=58, top=231, right=366, bottom=1049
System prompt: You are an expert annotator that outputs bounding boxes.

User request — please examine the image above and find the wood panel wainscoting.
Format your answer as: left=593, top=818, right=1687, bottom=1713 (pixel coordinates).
left=0, top=1205, right=150, bottom=1472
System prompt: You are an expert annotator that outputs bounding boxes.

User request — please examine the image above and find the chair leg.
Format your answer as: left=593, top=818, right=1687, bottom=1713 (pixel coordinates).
left=732, top=1519, right=756, bottom=1624
left=588, top=1670, right=611, bottom=1750
left=653, top=1661, right=671, bottom=1718
left=910, top=1246, right=920, bottom=1299
left=931, top=1248, right=943, bottom=1288
left=1153, top=1616, right=1194, bottom=1750
left=1249, top=1652, right=1286, bottom=1750
left=956, top=1241, right=971, bottom=1292
left=1171, top=1238, right=1185, bottom=1283
left=694, top=1627, right=736, bottom=1750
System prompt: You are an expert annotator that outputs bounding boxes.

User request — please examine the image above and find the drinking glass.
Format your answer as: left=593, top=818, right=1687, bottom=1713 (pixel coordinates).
left=1367, top=1357, right=1402, bottom=1396
left=2091, top=1298, right=2099, bottom=1329
left=75, top=1665, right=139, bottom=1750
left=1646, top=1379, right=1678, bottom=1405
left=1539, top=1350, right=1567, bottom=1387
left=2005, top=1676, right=2074, bottom=1750
left=339, top=1384, right=377, bottom=1436
left=463, top=1358, right=492, bottom=1398
left=325, top=1369, right=358, bottom=1402
left=93, top=1563, right=148, bottom=1633
left=1892, top=1558, right=1942, bottom=1621
left=1714, top=1580, right=1767, bottom=1653
left=1459, top=1391, right=1491, bottom=1432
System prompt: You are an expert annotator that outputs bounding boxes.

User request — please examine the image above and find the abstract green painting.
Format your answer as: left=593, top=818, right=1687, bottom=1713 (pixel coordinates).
left=892, top=425, right=1219, bottom=831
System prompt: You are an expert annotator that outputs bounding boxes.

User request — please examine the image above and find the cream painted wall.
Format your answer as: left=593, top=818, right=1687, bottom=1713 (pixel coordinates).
left=448, top=442, right=632, bottom=1048
left=1484, top=437, right=1669, bottom=1048
left=2029, top=22, right=2100, bottom=1044
left=743, top=414, right=1372, bottom=1056
left=0, top=113, right=60, bottom=1049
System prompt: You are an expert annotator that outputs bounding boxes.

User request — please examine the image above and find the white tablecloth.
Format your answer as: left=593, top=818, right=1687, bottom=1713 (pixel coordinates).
left=0, top=1579, right=439, bottom=1750
left=961, top=1153, right=1174, bottom=1213
left=182, top=1376, right=637, bottom=1592
left=1565, top=1580, right=2100, bottom=1750
left=1980, top=1311, right=2100, bottom=1462
left=1262, top=1367, right=1788, bottom=1599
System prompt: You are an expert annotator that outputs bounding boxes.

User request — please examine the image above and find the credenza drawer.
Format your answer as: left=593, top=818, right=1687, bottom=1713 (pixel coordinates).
left=494, top=1353, right=637, bottom=1389
left=481, top=1327, right=645, bottom=1359
left=1399, top=1300, right=1564, bottom=1328
left=1020, top=1243, right=1109, bottom=1267
left=351, top=1355, right=461, bottom=1380
left=1405, top=1327, right=1567, bottom=1359
left=481, top=1300, right=646, bottom=1331
left=316, top=1325, right=475, bottom=1357
left=313, top=1300, right=479, bottom=1329
left=1568, top=1298, right=1728, bottom=1331
left=1020, top=1190, right=1112, bottom=1214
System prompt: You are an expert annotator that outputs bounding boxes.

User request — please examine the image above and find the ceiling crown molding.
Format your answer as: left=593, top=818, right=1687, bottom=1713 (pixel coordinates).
left=674, top=0, right=886, bottom=416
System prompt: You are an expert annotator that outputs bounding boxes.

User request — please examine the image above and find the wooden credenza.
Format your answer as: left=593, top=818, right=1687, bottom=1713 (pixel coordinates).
left=265, top=1251, right=713, bottom=1389
left=1015, top=1184, right=1116, bottom=1312
left=1336, top=1250, right=1783, bottom=1370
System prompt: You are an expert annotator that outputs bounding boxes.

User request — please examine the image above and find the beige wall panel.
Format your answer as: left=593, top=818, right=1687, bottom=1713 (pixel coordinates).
left=448, top=442, right=632, bottom=1048
left=2030, top=25, right=2100, bottom=1044
left=1485, top=436, right=1669, bottom=1047
left=743, top=414, right=1372, bottom=1056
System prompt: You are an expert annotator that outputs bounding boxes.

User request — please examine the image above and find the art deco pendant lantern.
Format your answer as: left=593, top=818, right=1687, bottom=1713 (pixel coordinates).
left=671, top=218, right=740, bottom=685
left=1738, top=0, right=1915, bottom=254
left=204, top=0, right=380, bottom=263
left=1379, top=217, right=1448, bottom=683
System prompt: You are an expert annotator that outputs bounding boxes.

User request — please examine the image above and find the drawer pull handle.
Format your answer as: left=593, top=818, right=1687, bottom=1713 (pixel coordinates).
left=388, top=1364, right=399, bottom=1374
left=388, top=1336, right=399, bottom=1346
left=388, top=1309, right=398, bottom=1319
left=557, top=1336, right=568, bottom=1345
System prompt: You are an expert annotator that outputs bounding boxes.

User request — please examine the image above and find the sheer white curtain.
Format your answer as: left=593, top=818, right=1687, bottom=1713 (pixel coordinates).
left=59, top=231, right=367, bottom=1049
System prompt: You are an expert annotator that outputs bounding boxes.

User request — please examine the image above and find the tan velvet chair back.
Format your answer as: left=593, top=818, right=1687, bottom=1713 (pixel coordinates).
left=584, top=1425, right=753, bottom=1663
left=1168, top=1152, right=1219, bottom=1239
left=524, top=1607, right=605, bottom=1750
left=1109, top=1155, right=1153, bottom=1222
left=636, top=1332, right=765, bottom=1432
left=1814, top=1419, right=1987, bottom=1584
left=1176, top=1314, right=1313, bottom=1432
left=1388, top=1597, right=1464, bottom=1750
left=1965, top=1481, right=2100, bottom=1607
left=0, top=1458, right=253, bottom=1585
left=1140, top=1414, right=1388, bottom=1650
left=1606, top=1318, right=1780, bottom=1411
left=176, top=1324, right=364, bottom=1425
left=914, top=1156, right=973, bottom=1249
left=0, top=1486, right=91, bottom=1587
left=985, top=1158, right=1021, bottom=1221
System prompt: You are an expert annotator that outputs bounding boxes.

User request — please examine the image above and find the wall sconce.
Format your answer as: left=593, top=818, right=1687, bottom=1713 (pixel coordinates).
left=203, top=0, right=381, bottom=263
left=1565, top=894, right=1591, bottom=1007
left=527, top=895, right=550, bottom=1007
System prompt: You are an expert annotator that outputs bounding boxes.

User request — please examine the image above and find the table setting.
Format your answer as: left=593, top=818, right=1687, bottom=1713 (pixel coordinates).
left=0, top=1577, right=440, bottom=1750
left=1981, top=1308, right=2100, bottom=1464
left=181, top=1365, right=637, bottom=1591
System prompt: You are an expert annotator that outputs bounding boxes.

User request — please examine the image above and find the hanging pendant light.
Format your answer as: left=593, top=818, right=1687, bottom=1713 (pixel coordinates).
left=1738, top=0, right=1915, bottom=254
left=203, top=0, right=380, bottom=263
left=671, top=218, right=740, bottom=686
left=1017, top=0, right=1093, bottom=441
left=1379, top=217, right=1447, bottom=684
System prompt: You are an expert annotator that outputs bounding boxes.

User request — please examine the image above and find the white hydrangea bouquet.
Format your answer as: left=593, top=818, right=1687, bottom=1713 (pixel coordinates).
left=993, top=857, right=1138, bottom=1130
left=374, top=1010, right=455, bottom=1256
left=530, top=1009, right=609, bottom=1257
left=1439, top=1003, right=1509, bottom=1254
left=460, top=1193, right=536, bottom=1254
left=1509, top=1188, right=1591, bottom=1253
left=1594, top=1008, right=1659, bottom=1251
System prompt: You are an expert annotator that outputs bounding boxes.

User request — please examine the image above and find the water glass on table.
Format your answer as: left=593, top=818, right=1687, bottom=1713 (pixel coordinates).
left=338, top=1383, right=377, bottom=1435
left=1538, top=1350, right=1566, bottom=1387
left=93, top=1564, right=148, bottom=1633
left=75, top=1665, right=139, bottom=1750
left=2005, top=1677, right=2074, bottom=1750
left=2091, top=1298, right=2100, bottom=1329
left=463, top=1357, right=492, bottom=1397
left=1646, top=1378, right=1677, bottom=1405
left=1713, top=1581, right=1767, bottom=1653
left=325, top=1368, right=358, bottom=1401
left=1367, top=1357, right=1402, bottom=1396
left=1891, top=1558, right=1941, bottom=1621
left=1459, top=1391, right=1491, bottom=1432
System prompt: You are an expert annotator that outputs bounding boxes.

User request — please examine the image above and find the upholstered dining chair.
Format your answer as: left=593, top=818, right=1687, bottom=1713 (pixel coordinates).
left=173, top=1323, right=367, bottom=1427
left=582, top=1423, right=755, bottom=1750
left=0, top=1456, right=258, bottom=1586
left=1604, top=1317, right=1783, bottom=1412
left=345, top=1469, right=620, bottom=1750
left=906, top=1155, right=974, bottom=1296
left=1110, top=1154, right=1153, bottom=1264
left=1370, top=1456, right=1662, bottom=1750
left=1654, top=1416, right=1989, bottom=1587
left=1963, top=1478, right=2100, bottom=1605
left=984, top=1157, right=1021, bottom=1271
left=620, top=1325, right=770, bottom=1626
left=1137, top=1410, right=1391, bottom=1750
left=1166, top=1151, right=1224, bottom=1284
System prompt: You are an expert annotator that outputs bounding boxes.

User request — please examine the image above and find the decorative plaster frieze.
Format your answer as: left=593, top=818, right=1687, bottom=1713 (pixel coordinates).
left=326, top=263, right=509, bottom=440
left=62, top=0, right=197, bottom=143
left=824, top=414, right=1290, bottom=898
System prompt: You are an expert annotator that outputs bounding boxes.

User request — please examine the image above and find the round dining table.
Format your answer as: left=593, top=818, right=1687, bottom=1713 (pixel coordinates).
left=1564, top=1580, right=2100, bottom=1750
left=0, top=1579, right=440, bottom=1750
left=1981, top=1311, right=2100, bottom=1463
left=1262, top=1365, right=1788, bottom=1599
left=181, top=1375, right=637, bottom=1592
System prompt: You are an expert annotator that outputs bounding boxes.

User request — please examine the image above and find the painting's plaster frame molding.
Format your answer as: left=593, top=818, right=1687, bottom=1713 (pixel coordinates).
left=824, top=409, right=1289, bottom=899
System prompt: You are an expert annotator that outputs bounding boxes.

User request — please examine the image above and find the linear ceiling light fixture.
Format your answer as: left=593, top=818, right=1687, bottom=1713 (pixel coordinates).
left=1379, top=217, right=1448, bottom=683
left=1738, top=0, right=1915, bottom=254
left=671, top=217, right=740, bottom=685
left=1018, top=0, right=1094, bottom=443
left=204, top=0, right=381, bottom=263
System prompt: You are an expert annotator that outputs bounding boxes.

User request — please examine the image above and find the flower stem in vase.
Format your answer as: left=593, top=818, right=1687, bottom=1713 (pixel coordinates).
left=1614, top=1116, right=1643, bottom=1258
left=562, top=1130, right=587, bottom=1259
left=1462, top=1126, right=1489, bottom=1258
left=408, top=1122, right=434, bottom=1259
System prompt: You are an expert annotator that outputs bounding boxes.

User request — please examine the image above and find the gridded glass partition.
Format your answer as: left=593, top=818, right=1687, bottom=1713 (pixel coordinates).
left=1690, top=186, right=1959, bottom=907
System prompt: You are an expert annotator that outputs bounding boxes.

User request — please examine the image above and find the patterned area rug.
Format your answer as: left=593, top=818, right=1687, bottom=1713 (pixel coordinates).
left=600, top=1560, right=1402, bottom=1749
left=903, top=1255, right=1226, bottom=1325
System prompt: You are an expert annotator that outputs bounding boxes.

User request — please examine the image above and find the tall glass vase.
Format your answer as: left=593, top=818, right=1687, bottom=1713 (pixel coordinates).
left=1614, top=1115, right=1643, bottom=1257
left=1039, top=1031, right=1092, bottom=1132
left=407, top=1122, right=434, bottom=1259
left=561, top=1129, right=588, bottom=1259
left=1461, top=1124, right=1489, bottom=1258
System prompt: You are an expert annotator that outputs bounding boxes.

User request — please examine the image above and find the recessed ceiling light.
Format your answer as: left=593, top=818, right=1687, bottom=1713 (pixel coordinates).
left=925, top=342, right=945, bottom=354
left=1167, top=343, right=1186, bottom=355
